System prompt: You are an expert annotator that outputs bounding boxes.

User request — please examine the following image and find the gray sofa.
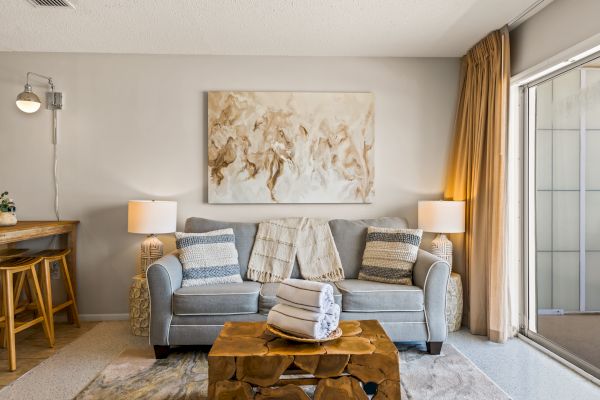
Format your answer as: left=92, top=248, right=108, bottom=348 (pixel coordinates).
left=147, top=217, right=450, bottom=358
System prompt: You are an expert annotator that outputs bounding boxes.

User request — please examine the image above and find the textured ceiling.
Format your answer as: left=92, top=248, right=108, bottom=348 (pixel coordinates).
left=0, top=0, right=544, bottom=57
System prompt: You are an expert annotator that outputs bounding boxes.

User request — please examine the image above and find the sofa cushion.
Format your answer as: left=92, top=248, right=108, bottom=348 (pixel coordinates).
left=335, top=279, right=423, bottom=312
left=329, top=217, right=408, bottom=279
left=185, top=218, right=301, bottom=279
left=358, top=227, right=423, bottom=286
left=173, top=281, right=261, bottom=315
left=175, top=229, right=243, bottom=287
left=258, top=282, right=342, bottom=315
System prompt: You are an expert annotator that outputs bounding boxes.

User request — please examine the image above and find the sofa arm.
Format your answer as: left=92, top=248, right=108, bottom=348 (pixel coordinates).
left=413, top=249, right=451, bottom=342
left=147, top=254, right=183, bottom=345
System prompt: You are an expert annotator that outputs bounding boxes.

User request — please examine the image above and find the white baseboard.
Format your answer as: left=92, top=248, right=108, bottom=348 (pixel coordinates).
left=79, top=313, right=129, bottom=321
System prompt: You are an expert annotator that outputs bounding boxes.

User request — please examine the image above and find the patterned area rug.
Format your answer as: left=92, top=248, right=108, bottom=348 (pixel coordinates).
left=76, top=342, right=510, bottom=399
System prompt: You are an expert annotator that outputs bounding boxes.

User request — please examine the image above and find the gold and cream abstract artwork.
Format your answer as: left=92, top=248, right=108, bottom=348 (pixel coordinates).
left=208, top=91, right=374, bottom=203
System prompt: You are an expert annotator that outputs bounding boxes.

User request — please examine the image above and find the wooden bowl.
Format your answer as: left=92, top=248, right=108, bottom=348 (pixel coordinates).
left=266, top=324, right=342, bottom=343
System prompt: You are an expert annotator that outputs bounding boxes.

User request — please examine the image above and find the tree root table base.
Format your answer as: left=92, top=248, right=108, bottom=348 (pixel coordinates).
left=208, top=320, right=400, bottom=399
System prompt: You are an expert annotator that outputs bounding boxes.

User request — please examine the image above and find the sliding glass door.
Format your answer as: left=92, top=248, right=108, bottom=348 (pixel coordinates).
left=523, top=58, right=600, bottom=378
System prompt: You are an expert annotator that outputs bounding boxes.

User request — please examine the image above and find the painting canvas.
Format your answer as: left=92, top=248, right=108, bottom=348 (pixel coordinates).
left=207, top=91, right=374, bottom=203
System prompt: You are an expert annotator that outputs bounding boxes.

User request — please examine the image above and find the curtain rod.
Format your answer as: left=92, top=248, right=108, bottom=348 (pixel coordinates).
left=507, top=0, right=552, bottom=30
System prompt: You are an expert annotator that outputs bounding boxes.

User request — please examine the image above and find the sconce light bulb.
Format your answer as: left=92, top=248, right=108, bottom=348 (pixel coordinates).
left=16, top=84, right=41, bottom=113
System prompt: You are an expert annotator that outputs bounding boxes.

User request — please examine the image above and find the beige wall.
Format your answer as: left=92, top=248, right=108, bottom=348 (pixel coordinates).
left=511, top=0, right=600, bottom=75
left=0, top=53, right=459, bottom=316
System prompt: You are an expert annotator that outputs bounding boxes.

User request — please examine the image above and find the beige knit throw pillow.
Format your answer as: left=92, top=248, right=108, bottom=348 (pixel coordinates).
left=358, top=226, right=423, bottom=285
left=176, top=229, right=243, bottom=287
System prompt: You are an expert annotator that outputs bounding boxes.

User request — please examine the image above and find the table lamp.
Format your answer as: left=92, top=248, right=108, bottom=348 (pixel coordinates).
left=128, top=200, right=177, bottom=275
left=418, top=200, right=465, bottom=270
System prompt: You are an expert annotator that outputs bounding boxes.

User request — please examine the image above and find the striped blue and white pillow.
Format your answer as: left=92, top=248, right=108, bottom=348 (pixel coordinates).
left=358, top=226, right=423, bottom=286
left=176, top=229, right=243, bottom=287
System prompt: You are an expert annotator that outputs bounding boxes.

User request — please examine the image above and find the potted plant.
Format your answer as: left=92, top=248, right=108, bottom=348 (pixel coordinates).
left=0, top=192, right=17, bottom=226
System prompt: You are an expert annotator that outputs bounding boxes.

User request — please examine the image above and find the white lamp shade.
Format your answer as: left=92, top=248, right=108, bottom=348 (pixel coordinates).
left=418, top=200, right=465, bottom=233
left=128, top=200, right=177, bottom=234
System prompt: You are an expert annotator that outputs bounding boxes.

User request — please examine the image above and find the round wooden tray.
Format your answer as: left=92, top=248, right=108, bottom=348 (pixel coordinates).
left=266, top=324, right=342, bottom=343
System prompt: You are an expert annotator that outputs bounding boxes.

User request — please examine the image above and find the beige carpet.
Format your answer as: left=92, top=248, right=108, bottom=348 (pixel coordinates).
left=76, top=341, right=510, bottom=399
left=538, top=314, right=600, bottom=369
left=0, top=321, right=509, bottom=399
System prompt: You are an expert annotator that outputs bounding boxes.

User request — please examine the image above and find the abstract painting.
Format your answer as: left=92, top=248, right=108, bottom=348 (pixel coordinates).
left=207, top=91, right=374, bottom=203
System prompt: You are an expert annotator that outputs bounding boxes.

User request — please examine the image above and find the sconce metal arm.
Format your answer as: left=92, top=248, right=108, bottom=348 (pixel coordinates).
left=26, top=72, right=55, bottom=91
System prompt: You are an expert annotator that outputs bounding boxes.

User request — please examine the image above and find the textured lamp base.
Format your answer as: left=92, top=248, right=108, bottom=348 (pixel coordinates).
left=140, top=234, right=163, bottom=276
left=431, top=233, right=453, bottom=271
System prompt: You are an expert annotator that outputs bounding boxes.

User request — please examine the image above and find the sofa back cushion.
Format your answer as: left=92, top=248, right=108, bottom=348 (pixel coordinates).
left=328, top=217, right=408, bottom=279
left=185, top=217, right=408, bottom=280
left=185, top=217, right=301, bottom=279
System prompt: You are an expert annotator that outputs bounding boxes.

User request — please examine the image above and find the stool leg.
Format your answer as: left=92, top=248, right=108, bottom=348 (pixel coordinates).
left=2, top=270, right=16, bottom=371
left=23, top=276, right=35, bottom=313
left=41, top=259, right=55, bottom=344
left=13, top=272, right=26, bottom=308
left=28, top=267, right=54, bottom=347
left=0, top=288, right=5, bottom=349
left=60, top=256, right=80, bottom=328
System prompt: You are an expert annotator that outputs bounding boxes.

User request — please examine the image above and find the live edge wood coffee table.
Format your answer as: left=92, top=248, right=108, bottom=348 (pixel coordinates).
left=208, top=320, right=400, bottom=399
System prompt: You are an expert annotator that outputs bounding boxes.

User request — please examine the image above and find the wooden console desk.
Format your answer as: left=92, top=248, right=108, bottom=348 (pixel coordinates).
left=0, top=221, right=80, bottom=293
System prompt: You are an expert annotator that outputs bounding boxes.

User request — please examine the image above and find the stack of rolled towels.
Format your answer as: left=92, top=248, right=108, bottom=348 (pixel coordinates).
left=267, top=279, right=341, bottom=340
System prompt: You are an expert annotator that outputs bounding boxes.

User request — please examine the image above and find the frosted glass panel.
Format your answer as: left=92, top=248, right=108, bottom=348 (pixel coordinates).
left=585, top=70, right=600, bottom=130
left=587, top=192, right=600, bottom=251
left=552, top=130, right=579, bottom=190
left=537, top=252, right=552, bottom=309
left=530, top=61, right=600, bottom=376
left=532, top=64, right=600, bottom=316
left=552, top=191, right=579, bottom=251
left=586, top=252, right=600, bottom=310
left=536, top=130, right=552, bottom=190
left=536, top=81, right=553, bottom=130
left=587, top=131, right=600, bottom=190
left=552, top=69, right=580, bottom=129
left=552, top=252, right=579, bottom=311
left=536, top=191, right=552, bottom=251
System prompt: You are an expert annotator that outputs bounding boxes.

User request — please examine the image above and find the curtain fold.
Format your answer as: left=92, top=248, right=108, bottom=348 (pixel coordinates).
left=444, top=26, right=510, bottom=343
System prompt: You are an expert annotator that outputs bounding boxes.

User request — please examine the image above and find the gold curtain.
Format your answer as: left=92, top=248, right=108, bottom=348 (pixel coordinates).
left=444, top=27, right=510, bottom=343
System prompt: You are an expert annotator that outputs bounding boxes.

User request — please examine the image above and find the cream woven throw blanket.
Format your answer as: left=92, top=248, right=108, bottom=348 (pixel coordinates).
left=247, top=218, right=344, bottom=283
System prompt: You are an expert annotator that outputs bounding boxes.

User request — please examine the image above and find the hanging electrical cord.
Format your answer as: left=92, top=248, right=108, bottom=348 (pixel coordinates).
left=48, top=108, right=61, bottom=250
left=52, top=109, right=60, bottom=221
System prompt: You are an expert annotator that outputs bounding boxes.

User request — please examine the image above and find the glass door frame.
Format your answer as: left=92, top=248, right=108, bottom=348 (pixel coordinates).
left=520, top=51, right=600, bottom=380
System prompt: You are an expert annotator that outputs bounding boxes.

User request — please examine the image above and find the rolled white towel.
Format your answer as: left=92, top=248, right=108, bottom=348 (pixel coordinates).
left=276, top=278, right=334, bottom=313
left=325, top=303, right=341, bottom=332
left=267, top=303, right=339, bottom=339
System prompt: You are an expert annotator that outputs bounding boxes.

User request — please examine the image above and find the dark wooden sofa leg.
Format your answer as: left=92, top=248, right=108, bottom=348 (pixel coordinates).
left=154, top=345, right=170, bottom=359
left=426, top=342, right=443, bottom=355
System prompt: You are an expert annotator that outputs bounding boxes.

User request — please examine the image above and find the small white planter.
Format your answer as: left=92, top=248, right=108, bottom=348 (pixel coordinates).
left=0, top=212, right=17, bottom=226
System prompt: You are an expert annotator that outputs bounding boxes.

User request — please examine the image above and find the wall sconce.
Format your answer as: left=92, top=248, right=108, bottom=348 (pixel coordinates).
left=16, top=72, right=64, bottom=220
left=16, top=72, right=63, bottom=114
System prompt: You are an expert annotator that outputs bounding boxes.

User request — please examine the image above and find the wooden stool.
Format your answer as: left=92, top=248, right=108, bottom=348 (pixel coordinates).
left=31, top=249, right=80, bottom=341
left=0, top=257, right=54, bottom=371
left=0, top=249, right=36, bottom=311
left=0, top=248, right=30, bottom=262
